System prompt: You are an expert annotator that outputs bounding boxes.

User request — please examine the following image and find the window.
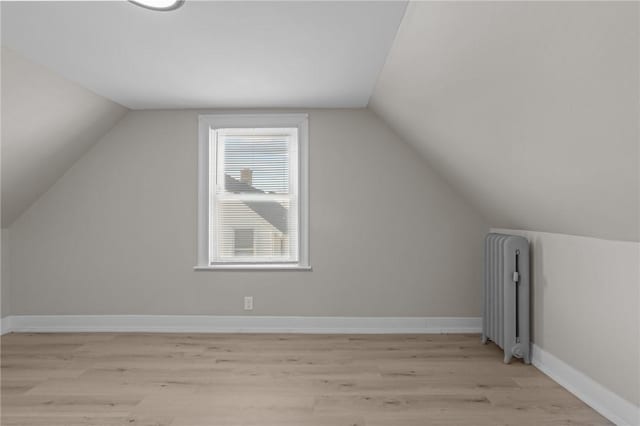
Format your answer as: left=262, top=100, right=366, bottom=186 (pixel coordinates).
left=234, top=229, right=254, bottom=256
left=196, top=114, right=309, bottom=270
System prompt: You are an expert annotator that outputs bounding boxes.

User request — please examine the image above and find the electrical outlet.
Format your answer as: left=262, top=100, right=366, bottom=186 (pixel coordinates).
left=244, top=296, right=253, bottom=311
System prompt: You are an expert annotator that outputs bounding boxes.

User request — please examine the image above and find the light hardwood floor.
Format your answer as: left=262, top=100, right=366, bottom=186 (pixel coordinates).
left=1, top=333, right=610, bottom=425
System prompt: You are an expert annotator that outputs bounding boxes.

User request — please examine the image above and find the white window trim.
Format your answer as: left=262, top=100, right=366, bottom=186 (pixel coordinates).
left=195, top=113, right=310, bottom=271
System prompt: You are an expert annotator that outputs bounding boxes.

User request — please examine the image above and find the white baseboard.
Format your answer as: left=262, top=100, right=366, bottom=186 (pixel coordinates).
left=532, top=344, right=639, bottom=426
left=1, top=315, right=481, bottom=335
left=0, top=316, right=12, bottom=335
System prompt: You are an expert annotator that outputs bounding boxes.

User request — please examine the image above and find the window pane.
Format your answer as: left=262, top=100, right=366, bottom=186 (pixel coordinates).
left=234, top=229, right=254, bottom=255
left=200, top=115, right=307, bottom=268
left=220, top=133, right=290, bottom=194
left=215, top=198, right=297, bottom=261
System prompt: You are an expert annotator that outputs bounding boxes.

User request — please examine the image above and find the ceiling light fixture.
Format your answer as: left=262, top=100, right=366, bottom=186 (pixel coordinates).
left=129, top=0, right=184, bottom=12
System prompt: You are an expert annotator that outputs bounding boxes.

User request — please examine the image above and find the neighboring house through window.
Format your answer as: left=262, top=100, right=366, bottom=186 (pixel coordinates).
left=196, top=114, right=309, bottom=270
left=234, top=228, right=254, bottom=256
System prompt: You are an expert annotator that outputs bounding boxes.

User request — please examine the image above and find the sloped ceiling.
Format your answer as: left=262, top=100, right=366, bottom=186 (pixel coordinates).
left=1, top=1, right=407, bottom=109
left=1, top=47, right=128, bottom=226
left=371, top=2, right=639, bottom=241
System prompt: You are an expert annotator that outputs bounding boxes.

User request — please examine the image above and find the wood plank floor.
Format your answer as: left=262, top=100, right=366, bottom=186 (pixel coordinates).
left=1, top=333, right=610, bottom=425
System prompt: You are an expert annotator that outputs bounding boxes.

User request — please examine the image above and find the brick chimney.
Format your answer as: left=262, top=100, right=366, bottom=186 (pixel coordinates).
left=240, top=168, right=253, bottom=185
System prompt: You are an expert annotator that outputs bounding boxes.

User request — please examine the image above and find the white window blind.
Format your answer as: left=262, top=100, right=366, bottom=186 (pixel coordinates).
left=210, top=127, right=299, bottom=264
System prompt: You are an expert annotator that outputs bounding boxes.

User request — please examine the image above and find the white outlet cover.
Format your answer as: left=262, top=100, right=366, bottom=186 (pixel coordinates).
left=244, top=297, right=253, bottom=310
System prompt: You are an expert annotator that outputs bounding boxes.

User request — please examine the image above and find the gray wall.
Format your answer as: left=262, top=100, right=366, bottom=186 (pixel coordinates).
left=494, top=228, right=640, bottom=406
left=1, top=228, right=9, bottom=318
left=7, top=109, right=488, bottom=317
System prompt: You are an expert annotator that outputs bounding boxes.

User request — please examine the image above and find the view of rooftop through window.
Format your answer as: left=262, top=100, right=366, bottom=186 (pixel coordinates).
left=222, top=133, right=290, bottom=194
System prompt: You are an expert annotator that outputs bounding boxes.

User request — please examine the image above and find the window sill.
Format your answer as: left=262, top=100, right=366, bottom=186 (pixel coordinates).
left=194, top=265, right=312, bottom=271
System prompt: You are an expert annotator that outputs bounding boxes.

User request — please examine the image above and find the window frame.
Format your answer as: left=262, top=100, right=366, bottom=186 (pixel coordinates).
left=195, top=113, right=310, bottom=271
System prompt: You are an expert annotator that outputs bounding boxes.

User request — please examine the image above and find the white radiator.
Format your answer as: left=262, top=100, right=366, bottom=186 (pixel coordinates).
left=483, top=233, right=531, bottom=364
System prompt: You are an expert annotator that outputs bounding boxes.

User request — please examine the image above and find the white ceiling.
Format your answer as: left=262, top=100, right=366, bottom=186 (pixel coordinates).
left=1, top=1, right=407, bottom=109
left=1, top=47, right=128, bottom=227
left=371, top=2, right=639, bottom=241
